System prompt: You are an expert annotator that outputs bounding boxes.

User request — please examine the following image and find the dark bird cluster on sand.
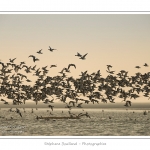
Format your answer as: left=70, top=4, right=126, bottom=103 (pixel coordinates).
left=0, top=46, right=150, bottom=119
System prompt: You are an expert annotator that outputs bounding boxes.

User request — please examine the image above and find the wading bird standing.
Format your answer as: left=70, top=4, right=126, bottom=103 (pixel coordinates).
left=16, top=108, right=22, bottom=117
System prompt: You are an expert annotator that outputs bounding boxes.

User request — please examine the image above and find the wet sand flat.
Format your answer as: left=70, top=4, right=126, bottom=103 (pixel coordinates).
left=0, top=108, right=150, bottom=136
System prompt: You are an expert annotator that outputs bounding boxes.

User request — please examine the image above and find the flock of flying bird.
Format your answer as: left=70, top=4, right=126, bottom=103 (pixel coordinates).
left=0, top=46, right=150, bottom=118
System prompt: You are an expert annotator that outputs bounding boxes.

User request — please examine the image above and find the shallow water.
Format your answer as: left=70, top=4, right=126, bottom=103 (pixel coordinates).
left=0, top=108, right=150, bottom=136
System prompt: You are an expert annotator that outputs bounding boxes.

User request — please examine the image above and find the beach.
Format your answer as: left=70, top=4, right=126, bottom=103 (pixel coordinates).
left=0, top=108, right=150, bottom=136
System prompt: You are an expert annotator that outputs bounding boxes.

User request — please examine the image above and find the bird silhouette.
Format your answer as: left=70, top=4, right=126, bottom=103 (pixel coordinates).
left=68, top=64, right=76, bottom=69
left=29, top=55, right=39, bottom=62
left=79, top=53, right=88, bottom=60
left=124, top=100, right=131, bottom=107
left=48, top=105, right=54, bottom=111
left=9, top=58, right=16, bottom=63
left=48, top=46, right=56, bottom=52
left=75, top=52, right=82, bottom=57
left=107, top=65, right=112, bottom=71
left=50, top=65, right=57, bottom=68
left=37, top=49, right=43, bottom=54
left=135, top=66, right=140, bottom=69
left=144, top=63, right=148, bottom=67
left=16, top=108, right=22, bottom=117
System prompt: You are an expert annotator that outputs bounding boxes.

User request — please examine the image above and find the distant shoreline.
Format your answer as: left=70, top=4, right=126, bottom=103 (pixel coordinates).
left=0, top=107, right=150, bottom=110
left=0, top=102, right=150, bottom=108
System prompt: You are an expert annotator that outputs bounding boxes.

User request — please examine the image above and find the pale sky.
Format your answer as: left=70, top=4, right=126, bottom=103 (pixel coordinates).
left=1, top=15, right=150, bottom=76
left=0, top=14, right=150, bottom=106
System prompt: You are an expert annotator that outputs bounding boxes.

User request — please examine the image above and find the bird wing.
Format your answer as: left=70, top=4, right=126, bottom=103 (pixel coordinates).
left=72, top=64, right=76, bottom=69
left=83, top=53, right=88, bottom=58
left=75, top=52, right=81, bottom=56
left=68, top=64, right=76, bottom=69
left=29, top=55, right=34, bottom=58
left=68, top=64, right=71, bottom=69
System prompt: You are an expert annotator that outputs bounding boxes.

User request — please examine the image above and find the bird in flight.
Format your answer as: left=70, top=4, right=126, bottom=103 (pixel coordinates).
left=79, top=53, right=88, bottom=60
left=144, top=63, right=148, bottom=67
left=50, top=65, right=57, bottom=68
left=48, top=46, right=56, bottom=52
left=68, top=64, right=76, bottom=69
left=29, top=55, right=39, bottom=62
left=9, top=58, right=16, bottom=63
left=75, top=52, right=82, bottom=57
left=37, top=49, right=43, bottom=54
left=107, top=65, right=112, bottom=71
left=135, top=66, right=140, bottom=69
